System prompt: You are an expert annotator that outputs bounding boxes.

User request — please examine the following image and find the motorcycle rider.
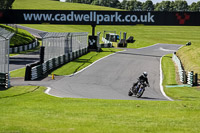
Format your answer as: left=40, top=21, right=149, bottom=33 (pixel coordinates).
left=132, top=72, right=150, bottom=93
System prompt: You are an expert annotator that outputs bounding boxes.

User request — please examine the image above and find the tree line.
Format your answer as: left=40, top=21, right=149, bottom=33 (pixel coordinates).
left=1, top=0, right=200, bottom=12
left=65, top=0, right=200, bottom=12
left=0, top=0, right=15, bottom=9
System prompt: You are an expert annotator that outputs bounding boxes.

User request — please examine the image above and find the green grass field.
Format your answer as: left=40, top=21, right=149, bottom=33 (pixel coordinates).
left=3, top=53, right=200, bottom=132
left=1, top=85, right=200, bottom=133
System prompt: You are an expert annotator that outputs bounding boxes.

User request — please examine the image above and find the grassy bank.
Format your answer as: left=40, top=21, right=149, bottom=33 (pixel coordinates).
left=13, top=0, right=120, bottom=10
left=0, top=24, right=35, bottom=47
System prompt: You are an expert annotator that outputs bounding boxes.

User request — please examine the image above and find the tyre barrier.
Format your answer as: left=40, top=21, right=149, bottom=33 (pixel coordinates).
left=10, top=40, right=39, bottom=54
left=25, top=47, right=88, bottom=80
left=172, top=53, right=198, bottom=86
left=0, top=73, right=8, bottom=89
left=187, top=71, right=193, bottom=86
left=101, top=37, right=113, bottom=48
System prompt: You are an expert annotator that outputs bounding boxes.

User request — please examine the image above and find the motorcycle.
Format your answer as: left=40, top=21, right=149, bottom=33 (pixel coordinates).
left=128, top=80, right=147, bottom=98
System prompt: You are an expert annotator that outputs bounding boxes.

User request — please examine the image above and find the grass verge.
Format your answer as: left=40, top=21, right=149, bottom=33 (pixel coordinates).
left=0, top=86, right=200, bottom=133
left=10, top=67, right=26, bottom=78
left=0, top=53, right=199, bottom=132
left=162, top=54, right=200, bottom=101
left=52, top=48, right=122, bottom=76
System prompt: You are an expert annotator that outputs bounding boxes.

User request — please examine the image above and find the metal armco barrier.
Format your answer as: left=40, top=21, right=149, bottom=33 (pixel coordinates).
left=27, top=47, right=88, bottom=80
left=187, top=71, right=193, bottom=86
left=9, top=40, right=39, bottom=54
left=172, top=53, right=184, bottom=83
left=172, top=53, right=198, bottom=86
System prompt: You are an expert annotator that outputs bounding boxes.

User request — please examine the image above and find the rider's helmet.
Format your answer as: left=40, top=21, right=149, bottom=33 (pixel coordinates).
left=143, top=72, right=148, bottom=77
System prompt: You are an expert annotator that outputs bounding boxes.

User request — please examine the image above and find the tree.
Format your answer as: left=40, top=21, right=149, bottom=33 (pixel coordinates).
left=135, top=1, right=142, bottom=11
left=142, top=0, right=154, bottom=11
left=189, top=1, right=200, bottom=12
left=155, top=1, right=171, bottom=11
left=121, top=0, right=128, bottom=10
left=0, top=0, right=15, bottom=9
left=91, top=0, right=100, bottom=5
left=109, top=0, right=120, bottom=8
left=174, top=0, right=188, bottom=11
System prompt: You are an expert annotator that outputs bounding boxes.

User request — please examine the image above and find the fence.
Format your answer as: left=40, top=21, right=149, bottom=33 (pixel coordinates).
left=9, top=40, right=39, bottom=54
left=0, top=27, right=15, bottom=88
left=41, top=32, right=88, bottom=61
left=25, top=32, right=88, bottom=80
left=30, top=48, right=88, bottom=80
left=172, top=53, right=198, bottom=86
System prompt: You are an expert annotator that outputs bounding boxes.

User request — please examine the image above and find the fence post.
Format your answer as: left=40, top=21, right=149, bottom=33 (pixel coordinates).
left=187, top=71, right=194, bottom=86
left=24, top=65, right=31, bottom=81
left=193, top=73, right=198, bottom=86
left=40, top=46, right=45, bottom=64
left=183, top=70, right=187, bottom=84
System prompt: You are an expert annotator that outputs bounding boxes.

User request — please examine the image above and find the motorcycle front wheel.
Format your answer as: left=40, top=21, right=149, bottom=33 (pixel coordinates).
left=136, top=88, right=145, bottom=98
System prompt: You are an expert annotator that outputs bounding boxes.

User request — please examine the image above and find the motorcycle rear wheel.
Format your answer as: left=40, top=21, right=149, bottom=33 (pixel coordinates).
left=128, top=90, right=133, bottom=96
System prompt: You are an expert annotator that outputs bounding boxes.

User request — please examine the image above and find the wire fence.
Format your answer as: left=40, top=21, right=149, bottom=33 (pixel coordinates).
left=0, top=27, right=14, bottom=73
left=0, top=27, right=15, bottom=88
left=40, top=32, right=88, bottom=61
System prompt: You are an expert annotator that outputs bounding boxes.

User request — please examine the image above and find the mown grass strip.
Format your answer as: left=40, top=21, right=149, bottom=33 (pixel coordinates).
left=10, top=67, right=26, bottom=78
left=0, top=86, right=200, bottom=133
left=52, top=48, right=122, bottom=75
left=162, top=54, right=200, bottom=101
left=161, top=54, right=177, bottom=86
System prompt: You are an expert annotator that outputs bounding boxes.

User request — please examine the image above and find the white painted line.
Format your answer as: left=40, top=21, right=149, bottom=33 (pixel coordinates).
left=137, top=43, right=160, bottom=49
left=68, top=50, right=126, bottom=77
left=159, top=47, right=176, bottom=52
left=45, top=87, right=63, bottom=98
left=160, top=56, right=174, bottom=101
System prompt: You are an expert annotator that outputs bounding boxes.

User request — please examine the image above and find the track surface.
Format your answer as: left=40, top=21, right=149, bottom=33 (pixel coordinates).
left=10, top=51, right=39, bottom=71
left=11, top=43, right=182, bottom=100
left=46, top=44, right=182, bottom=100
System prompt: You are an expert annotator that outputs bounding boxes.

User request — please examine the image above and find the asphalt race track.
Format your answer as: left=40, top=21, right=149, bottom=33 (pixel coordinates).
left=11, top=43, right=182, bottom=101
left=10, top=51, right=39, bottom=71
left=45, top=43, right=182, bottom=100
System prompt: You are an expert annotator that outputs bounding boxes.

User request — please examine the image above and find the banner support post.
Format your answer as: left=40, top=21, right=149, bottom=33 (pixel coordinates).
left=92, top=24, right=96, bottom=37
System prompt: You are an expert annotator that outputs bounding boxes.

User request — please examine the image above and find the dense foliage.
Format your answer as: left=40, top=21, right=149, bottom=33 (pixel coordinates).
left=65, top=0, right=200, bottom=12
left=0, top=0, right=15, bottom=9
